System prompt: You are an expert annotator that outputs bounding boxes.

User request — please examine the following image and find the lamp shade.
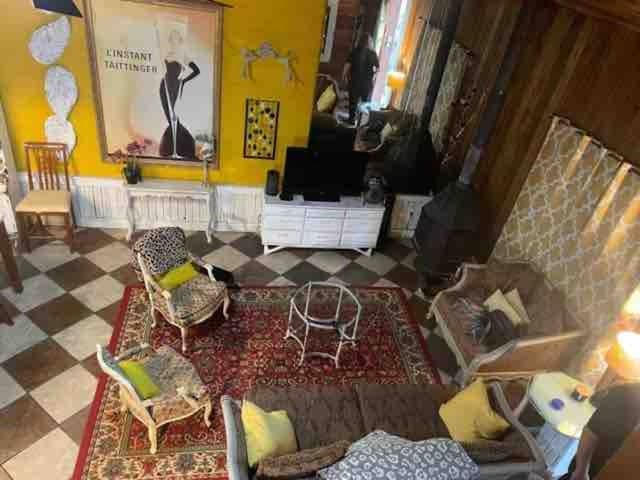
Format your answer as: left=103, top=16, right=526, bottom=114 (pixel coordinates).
left=33, top=0, right=82, bottom=17
left=386, top=71, right=406, bottom=90
left=606, top=331, right=640, bottom=380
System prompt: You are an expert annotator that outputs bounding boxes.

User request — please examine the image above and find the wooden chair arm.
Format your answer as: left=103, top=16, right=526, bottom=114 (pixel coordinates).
left=470, top=331, right=586, bottom=381
left=115, top=343, right=153, bottom=361
left=188, top=253, right=217, bottom=282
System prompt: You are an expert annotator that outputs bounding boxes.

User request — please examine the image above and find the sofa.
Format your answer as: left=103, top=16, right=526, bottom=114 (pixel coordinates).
left=308, top=74, right=357, bottom=152
left=221, top=382, right=546, bottom=480
left=429, top=259, right=586, bottom=385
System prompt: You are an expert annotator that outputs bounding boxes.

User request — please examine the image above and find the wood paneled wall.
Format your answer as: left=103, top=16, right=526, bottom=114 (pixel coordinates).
left=595, top=428, right=640, bottom=480
left=452, top=0, right=640, bottom=256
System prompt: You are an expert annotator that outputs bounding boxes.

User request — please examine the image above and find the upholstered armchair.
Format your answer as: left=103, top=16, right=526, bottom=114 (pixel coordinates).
left=132, top=227, right=230, bottom=353
left=429, top=259, right=585, bottom=385
left=96, top=343, right=212, bottom=454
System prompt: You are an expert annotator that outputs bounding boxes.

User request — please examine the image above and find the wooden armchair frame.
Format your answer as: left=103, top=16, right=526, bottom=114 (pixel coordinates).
left=429, top=261, right=586, bottom=386
left=16, top=142, right=75, bottom=252
left=138, top=251, right=230, bottom=353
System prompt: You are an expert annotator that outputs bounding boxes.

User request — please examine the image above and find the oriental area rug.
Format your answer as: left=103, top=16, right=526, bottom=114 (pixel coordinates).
left=73, top=286, right=440, bottom=480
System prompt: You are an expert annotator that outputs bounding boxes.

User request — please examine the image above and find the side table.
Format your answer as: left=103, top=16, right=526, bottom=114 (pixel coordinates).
left=124, top=180, right=215, bottom=243
left=529, top=372, right=595, bottom=478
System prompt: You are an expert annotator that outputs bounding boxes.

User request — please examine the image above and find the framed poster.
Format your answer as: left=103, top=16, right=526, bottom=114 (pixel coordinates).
left=243, top=99, right=279, bottom=160
left=84, top=0, right=223, bottom=167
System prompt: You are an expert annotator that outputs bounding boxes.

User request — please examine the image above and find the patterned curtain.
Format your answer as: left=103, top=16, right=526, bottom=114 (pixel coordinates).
left=493, top=116, right=640, bottom=385
left=401, top=25, right=471, bottom=154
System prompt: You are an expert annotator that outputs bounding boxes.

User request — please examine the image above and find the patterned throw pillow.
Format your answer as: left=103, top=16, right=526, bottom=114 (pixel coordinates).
left=318, top=431, right=478, bottom=480
left=256, top=440, right=350, bottom=480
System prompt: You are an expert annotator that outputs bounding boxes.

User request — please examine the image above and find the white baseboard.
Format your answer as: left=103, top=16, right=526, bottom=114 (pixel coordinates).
left=16, top=174, right=264, bottom=233
left=12, top=173, right=427, bottom=238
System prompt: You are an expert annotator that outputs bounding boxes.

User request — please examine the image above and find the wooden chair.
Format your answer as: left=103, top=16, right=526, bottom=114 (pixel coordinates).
left=15, top=142, right=75, bottom=252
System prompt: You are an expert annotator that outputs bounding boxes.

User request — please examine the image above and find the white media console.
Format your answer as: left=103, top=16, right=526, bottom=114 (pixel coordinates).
left=261, top=194, right=385, bottom=256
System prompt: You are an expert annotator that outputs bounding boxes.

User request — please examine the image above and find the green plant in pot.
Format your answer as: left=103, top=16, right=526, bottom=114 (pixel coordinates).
left=122, top=155, right=141, bottom=184
left=120, top=139, right=151, bottom=184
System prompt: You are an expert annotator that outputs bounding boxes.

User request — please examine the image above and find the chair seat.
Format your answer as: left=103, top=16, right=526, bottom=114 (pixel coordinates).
left=153, top=274, right=227, bottom=327
left=141, top=346, right=209, bottom=425
left=15, top=190, right=71, bottom=214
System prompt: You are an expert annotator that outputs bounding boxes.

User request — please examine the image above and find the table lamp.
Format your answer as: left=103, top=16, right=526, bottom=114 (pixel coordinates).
left=386, top=71, right=406, bottom=108
left=597, top=331, right=640, bottom=391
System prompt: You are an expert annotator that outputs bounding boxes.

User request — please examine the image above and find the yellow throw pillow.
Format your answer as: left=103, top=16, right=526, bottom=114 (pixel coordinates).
left=439, top=379, right=510, bottom=442
left=316, top=84, right=337, bottom=113
left=157, top=262, right=198, bottom=291
left=118, top=360, right=160, bottom=399
left=505, top=289, right=531, bottom=325
left=484, top=289, right=524, bottom=327
left=242, top=400, right=298, bottom=467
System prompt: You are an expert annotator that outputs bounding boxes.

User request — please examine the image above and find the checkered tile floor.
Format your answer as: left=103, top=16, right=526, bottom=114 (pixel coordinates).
left=0, top=228, right=450, bottom=480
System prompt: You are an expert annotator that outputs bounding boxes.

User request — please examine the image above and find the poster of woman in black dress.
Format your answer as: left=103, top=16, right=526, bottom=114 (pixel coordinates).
left=86, top=0, right=221, bottom=167
left=157, top=21, right=200, bottom=159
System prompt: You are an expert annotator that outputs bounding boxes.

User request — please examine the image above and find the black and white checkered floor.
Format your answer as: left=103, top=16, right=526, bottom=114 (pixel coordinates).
left=0, top=228, right=455, bottom=479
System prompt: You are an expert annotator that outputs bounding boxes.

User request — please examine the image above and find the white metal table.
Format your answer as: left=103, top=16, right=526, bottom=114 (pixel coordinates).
left=529, top=372, right=596, bottom=478
left=285, top=282, right=362, bottom=368
left=124, top=179, right=215, bottom=243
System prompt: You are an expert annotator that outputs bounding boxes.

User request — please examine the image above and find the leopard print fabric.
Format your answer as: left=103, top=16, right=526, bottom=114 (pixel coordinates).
left=131, top=227, right=189, bottom=281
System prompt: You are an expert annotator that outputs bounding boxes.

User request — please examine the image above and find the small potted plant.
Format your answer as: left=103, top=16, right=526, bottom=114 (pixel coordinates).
left=122, top=154, right=141, bottom=184
left=120, top=139, right=150, bottom=184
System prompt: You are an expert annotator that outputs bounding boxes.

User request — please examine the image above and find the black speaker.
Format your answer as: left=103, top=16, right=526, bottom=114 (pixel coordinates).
left=265, top=170, right=279, bottom=196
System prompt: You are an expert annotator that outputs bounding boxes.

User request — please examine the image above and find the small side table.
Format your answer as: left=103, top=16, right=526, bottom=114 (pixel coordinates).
left=285, top=282, right=362, bottom=368
left=529, top=372, right=596, bottom=478
left=124, top=180, right=215, bottom=243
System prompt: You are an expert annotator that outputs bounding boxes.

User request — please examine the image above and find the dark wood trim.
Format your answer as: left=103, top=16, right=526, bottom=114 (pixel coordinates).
left=554, top=0, right=640, bottom=32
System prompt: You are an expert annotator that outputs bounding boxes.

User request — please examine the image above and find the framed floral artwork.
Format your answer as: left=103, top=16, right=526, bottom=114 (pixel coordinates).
left=243, top=98, right=279, bottom=160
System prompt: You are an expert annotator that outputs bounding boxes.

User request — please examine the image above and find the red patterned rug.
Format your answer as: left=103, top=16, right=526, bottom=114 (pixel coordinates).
left=73, top=286, right=440, bottom=479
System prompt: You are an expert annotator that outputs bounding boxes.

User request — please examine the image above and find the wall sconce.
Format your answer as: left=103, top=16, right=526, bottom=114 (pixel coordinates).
left=32, top=0, right=82, bottom=17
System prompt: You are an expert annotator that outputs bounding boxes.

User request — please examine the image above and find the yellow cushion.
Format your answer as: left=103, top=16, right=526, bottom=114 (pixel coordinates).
left=505, top=289, right=531, bottom=325
left=118, top=360, right=161, bottom=400
left=484, top=289, right=524, bottom=327
left=157, top=262, right=199, bottom=291
left=242, top=400, right=298, bottom=467
left=316, top=84, right=337, bottom=113
left=15, top=190, right=71, bottom=214
left=439, top=379, right=510, bottom=442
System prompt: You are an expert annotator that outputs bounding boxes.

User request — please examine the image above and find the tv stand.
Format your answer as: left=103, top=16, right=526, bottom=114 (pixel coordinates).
left=261, top=194, right=384, bottom=256
left=303, top=192, right=340, bottom=202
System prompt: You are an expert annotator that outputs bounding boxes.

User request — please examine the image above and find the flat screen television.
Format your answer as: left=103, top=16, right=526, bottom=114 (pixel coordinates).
left=282, top=147, right=368, bottom=201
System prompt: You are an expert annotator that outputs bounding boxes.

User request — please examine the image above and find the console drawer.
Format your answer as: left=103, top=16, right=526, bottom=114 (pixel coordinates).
left=302, top=230, right=341, bottom=246
left=263, top=205, right=305, bottom=217
left=345, top=209, right=384, bottom=220
left=305, top=208, right=345, bottom=219
left=342, top=218, right=381, bottom=233
left=262, top=229, right=302, bottom=245
left=304, top=217, right=343, bottom=232
left=341, top=232, right=379, bottom=247
left=263, top=215, right=303, bottom=231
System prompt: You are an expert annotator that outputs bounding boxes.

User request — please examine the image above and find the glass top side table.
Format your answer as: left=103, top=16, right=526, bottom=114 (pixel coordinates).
left=529, top=372, right=596, bottom=477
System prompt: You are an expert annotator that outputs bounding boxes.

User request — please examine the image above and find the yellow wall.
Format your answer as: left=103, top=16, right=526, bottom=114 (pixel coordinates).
left=0, top=0, right=325, bottom=186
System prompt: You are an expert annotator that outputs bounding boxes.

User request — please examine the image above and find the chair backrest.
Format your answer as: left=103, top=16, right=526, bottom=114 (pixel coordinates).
left=24, top=142, right=70, bottom=192
left=96, top=344, right=143, bottom=403
left=130, top=227, right=189, bottom=280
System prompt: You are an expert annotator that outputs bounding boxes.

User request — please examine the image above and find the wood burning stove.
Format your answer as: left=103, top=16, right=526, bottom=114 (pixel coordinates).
left=414, top=181, right=484, bottom=286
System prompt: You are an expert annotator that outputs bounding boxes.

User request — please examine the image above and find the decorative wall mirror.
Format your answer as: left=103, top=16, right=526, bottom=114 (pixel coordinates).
left=83, top=0, right=223, bottom=168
